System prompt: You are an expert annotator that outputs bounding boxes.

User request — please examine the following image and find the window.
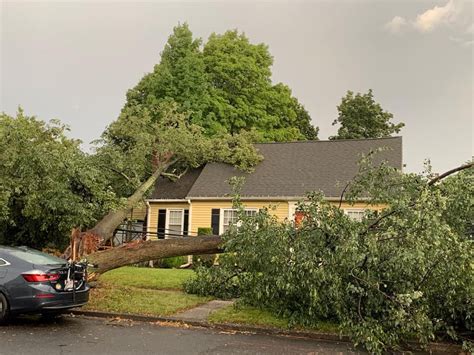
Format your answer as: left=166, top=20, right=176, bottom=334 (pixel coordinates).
left=345, top=209, right=366, bottom=222
left=6, top=248, right=65, bottom=266
left=167, top=209, right=184, bottom=237
left=222, top=209, right=257, bottom=233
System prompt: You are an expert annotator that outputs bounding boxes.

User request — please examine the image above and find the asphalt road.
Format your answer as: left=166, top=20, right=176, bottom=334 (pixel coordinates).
left=0, top=315, right=359, bottom=355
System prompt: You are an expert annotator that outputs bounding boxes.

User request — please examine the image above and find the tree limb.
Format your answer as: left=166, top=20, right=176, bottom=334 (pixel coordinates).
left=427, top=162, right=472, bottom=186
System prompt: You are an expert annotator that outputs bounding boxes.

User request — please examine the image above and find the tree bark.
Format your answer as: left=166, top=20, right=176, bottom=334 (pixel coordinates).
left=90, top=160, right=175, bottom=243
left=87, top=235, right=223, bottom=277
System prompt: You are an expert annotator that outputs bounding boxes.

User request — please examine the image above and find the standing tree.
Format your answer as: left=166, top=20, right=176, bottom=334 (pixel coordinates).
left=124, top=23, right=210, bottom=128
left=331, top=89, right=404, bottom=140
left=123, top=24, right=318, bottom=141
left=0, top=110, right=118, bottom=249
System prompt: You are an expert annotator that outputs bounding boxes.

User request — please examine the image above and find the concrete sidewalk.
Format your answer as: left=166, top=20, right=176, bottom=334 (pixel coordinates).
left=171, top=300, right=234, bottom=322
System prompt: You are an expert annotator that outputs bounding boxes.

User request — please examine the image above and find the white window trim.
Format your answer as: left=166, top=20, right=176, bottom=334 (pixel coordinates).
left=344, top=208, right=367, bottom=221
left=219, top=208, right=258, bottom=235
left=165, top=208, right=185, bottom=238
left=0, top=258, right=11, bottom=267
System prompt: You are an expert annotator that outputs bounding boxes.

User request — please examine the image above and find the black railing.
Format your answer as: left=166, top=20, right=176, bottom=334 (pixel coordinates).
left=112, top=225, right=197, bottom=246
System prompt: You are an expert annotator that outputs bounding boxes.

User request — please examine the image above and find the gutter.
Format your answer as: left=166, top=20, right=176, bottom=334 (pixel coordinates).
left=145, top=201, right=151, bottom=241
left=184, top=196, right=371, bottom=202
left=146, top=199, right=189, bottom=203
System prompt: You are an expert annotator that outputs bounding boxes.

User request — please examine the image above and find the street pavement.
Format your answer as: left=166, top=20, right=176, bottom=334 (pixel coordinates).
left=0, top=314, right=359, bottom=355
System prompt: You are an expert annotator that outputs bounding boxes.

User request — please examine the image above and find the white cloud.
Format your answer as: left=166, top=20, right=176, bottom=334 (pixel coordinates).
left=385, top=0, right=472, bottom=47
left=385, top=16, right=408, bottom=34
left=413, top=0, right=459, bottom=33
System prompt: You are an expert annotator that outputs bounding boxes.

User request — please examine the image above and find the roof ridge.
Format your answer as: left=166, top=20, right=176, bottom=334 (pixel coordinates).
left=254, top=136, right=402, bottom=145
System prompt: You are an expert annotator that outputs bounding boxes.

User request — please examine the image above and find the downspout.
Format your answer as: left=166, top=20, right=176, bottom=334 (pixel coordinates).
left=180, top=198, right=194, bottom=268
left=145, top=201, right=151, bottom=241
left=145, top=201, right=153, bottom=268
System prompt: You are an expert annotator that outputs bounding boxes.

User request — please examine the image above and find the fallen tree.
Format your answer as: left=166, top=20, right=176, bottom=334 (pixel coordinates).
left=62, top=104, right=260, bottom=277
left=87, top=235, right=223, bottom=276
left=185, top=161, right=473, bottom=353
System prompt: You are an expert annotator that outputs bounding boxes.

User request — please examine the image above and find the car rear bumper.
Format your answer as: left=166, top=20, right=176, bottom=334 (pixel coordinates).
left=9, top=285, right=90, bottom=314
left=36, top=288, right=90, bottom=311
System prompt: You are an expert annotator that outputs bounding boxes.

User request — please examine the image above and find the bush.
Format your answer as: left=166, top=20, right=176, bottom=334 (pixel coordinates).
left=193, top=227, right=216, bottom=267
left=154, top=256, right=187, bottom=269
left=185, top=162, right=474, bottom=353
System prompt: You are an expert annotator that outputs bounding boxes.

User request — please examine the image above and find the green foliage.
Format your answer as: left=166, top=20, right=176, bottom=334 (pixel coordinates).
left=0, top=110, right=118, bottom=249
left=96, top=102, right=262, bottom=197
left=193, top=227, right=216, bottom=267
left=124, top=23, right=209, bottom=128
left=122, top=24, right=318, bottom=141
left=155, top=256, right=187, bottom=269
left=186, top=158, right=473, bottom=353
left=331, top=89, right=404, bottom=140
left=197, top=227, right=213, bottom=235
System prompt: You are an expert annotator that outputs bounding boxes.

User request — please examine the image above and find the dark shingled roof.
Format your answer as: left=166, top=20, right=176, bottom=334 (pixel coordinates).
left=149, top=167, right=203, bottom=199
left=187, top=137, right=402, bottom=198
left=148, top=137, right=402, bottom=200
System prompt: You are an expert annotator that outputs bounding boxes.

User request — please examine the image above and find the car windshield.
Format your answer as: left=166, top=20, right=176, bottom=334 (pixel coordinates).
left=8, top=248, right=65, bottom=266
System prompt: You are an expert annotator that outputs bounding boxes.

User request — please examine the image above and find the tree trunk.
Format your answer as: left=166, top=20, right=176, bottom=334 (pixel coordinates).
left=87, top=235, right=223, bottom=277
left=90, top=161, right=173, bottom=243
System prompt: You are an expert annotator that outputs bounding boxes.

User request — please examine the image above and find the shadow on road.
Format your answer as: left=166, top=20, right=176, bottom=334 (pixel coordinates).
left=1, top=313, right=77, bottom=328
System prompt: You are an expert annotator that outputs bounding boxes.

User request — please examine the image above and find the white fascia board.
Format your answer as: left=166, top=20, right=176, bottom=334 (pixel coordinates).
left=146, top=199, right=191, bottom=203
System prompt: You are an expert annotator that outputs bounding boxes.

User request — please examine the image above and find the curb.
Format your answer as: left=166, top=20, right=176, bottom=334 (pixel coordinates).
left=70, top=309, right=347, bottom=343
left=69, top=310, right=463, bottom=354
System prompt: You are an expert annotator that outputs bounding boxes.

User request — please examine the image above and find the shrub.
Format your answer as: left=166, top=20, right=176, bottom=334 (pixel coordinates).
left=155, top=256, right=187, bottom=269
left=193, top=227, right=216, bottom=267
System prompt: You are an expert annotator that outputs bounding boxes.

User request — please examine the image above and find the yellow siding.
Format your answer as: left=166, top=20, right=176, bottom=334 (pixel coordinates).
left=148, top=201, right=191, bottom=235
left=128, top=203, right=147, bottom=221
left=190, top=200, right=289, bottom=235
left=147, top=199, right=387, bottom=238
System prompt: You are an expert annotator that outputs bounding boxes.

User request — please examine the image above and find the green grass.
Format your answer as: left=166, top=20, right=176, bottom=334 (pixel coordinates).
left=84, top=267, right=211, bottom=316
left=85, top=284, right=211, bottom=316
left=209, top=305, right=339, bottom=333
left=99, top=266, right=195, bottom=290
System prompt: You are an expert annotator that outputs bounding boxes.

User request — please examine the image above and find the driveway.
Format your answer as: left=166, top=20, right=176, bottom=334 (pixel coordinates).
left=0, top=315, right=359, bottom=354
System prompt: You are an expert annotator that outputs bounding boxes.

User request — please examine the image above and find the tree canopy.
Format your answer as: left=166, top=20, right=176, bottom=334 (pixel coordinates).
left=123, top=24, right=318, bottom=141
left=0, top=104, right=261, bottom=249
left=0, top=110, right=118, bottom=249
left=331, top=89, right=404, bottom=140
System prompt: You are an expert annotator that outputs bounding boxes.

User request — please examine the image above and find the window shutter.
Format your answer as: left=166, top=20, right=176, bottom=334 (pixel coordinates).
left=183, top=209, right=189, bottom=236
left=211, top=209, right=220, bottom=235
left=158, top=209, right=166, bottom=239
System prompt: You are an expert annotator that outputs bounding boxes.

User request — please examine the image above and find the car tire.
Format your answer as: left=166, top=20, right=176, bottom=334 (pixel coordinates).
left=0, top=293, right=10, bottom=324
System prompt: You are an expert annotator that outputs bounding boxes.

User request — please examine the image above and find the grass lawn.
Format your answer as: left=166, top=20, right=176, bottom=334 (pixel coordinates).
left=98, top=266, right=195, bottom=290
left=84, top=267, right=212, bottom=316
left=209, top=305, right=339, bottom=333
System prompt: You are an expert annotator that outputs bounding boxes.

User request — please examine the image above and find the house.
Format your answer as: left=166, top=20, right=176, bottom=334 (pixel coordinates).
left=143, top=136, right=402, bottom=239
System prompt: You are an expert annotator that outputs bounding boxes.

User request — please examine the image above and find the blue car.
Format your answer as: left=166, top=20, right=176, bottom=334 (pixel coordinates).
left=0, top=246, right=89, bottom=323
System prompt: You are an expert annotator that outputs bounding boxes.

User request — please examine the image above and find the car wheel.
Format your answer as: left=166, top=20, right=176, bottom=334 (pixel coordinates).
left=0, top=293, right=10, bottom=324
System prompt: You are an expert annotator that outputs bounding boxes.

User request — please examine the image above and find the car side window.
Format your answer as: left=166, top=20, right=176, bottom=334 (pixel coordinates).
left=0, top=258, right=11, bottom=266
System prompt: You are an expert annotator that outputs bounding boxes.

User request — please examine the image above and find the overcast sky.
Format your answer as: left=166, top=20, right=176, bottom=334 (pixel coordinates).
left=1, top=0, right=472, bottom=173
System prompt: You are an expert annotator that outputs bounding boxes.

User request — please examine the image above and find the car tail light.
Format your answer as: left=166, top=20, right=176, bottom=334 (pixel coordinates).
left=22, top=272, right=60, bottom=282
